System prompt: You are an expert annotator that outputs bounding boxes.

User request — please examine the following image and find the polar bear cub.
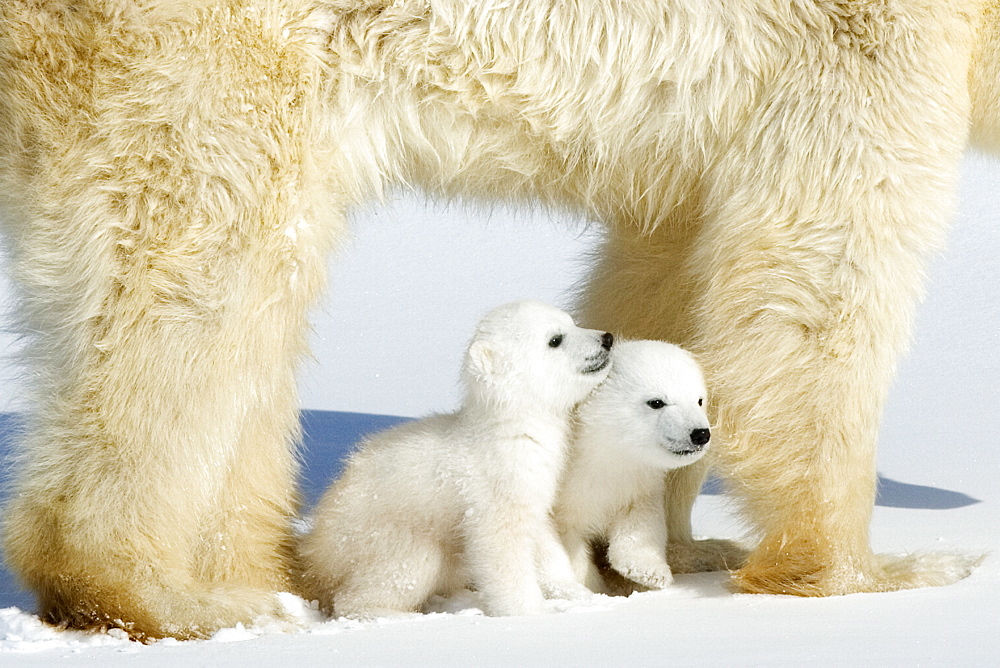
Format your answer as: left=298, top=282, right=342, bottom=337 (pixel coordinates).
left=556, top=339, right=710, bottom=592
left=298, top=300, right=613, bottom=618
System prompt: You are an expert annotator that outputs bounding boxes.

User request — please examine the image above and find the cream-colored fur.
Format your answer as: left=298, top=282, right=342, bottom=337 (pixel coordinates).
left=0, top=0, right=995, bottom=639
left=557, top=340, right=722, bottom=593
left=298, top=301, right=610, bottom=618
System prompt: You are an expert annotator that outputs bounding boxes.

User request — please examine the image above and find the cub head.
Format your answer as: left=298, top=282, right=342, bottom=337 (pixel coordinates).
left=463, top=300, right=613, bottom=411
left=578, top=339, right=710, bottom=469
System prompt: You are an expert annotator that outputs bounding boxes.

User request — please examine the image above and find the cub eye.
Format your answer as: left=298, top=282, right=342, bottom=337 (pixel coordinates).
left=548, top=334, right=564, bottom=348
left=698, top=398, right=704, bottom=406
left=646, top=399, right=666, bottom=410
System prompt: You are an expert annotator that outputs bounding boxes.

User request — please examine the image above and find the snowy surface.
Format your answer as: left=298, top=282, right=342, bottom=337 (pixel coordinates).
left=0, top=152, right=997, bottom=664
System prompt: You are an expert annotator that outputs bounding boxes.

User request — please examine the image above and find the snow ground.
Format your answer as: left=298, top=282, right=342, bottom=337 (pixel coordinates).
left=0, top=152, right=997, bottom=664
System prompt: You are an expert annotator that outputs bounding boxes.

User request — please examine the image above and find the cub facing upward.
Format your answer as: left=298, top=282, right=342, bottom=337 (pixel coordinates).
left=298, top=300, right=612, bottom=619
left=556, top=340, right=726, bottom=593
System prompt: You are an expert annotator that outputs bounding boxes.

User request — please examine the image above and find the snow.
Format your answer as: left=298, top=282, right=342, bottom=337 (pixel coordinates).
left=0, top=152, right=997, bottom=664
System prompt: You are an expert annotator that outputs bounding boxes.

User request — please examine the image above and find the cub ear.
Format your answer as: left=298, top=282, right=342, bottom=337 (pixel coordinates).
left=467, top=340, right=495, bottom=380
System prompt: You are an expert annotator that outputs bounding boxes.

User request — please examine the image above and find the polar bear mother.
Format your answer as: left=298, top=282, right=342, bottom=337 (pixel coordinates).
left=0, top=0, right=997, bottom=640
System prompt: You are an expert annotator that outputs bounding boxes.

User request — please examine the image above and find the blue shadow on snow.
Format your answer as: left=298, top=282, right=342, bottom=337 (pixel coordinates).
left=700, top=471, right=980, bottom=509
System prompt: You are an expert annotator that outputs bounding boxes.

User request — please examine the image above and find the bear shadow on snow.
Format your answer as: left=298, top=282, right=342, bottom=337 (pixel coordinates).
left=0, top=410, right=980, bottom=613
left=695, top=466, right=979, bottom=510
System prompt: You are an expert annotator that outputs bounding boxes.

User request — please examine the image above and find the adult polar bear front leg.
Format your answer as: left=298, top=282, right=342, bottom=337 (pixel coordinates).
left=691, top=10, right=977, bottom=596
left=0, top=4, right=340, bottom=638
left=579, top=3, right=983, bottom=596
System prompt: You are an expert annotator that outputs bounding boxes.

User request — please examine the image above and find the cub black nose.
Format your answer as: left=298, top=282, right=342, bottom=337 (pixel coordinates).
left=690, top=428, right=711, bottom=446
left=601, top=332, right=614, bottom=350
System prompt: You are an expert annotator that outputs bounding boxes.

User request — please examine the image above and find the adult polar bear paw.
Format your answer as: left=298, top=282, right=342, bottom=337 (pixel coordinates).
left=35, top=580, right=292, bottom=642
left=877, top=552, right=985, bottom=590
left=735, top=540, right=983, bottom=597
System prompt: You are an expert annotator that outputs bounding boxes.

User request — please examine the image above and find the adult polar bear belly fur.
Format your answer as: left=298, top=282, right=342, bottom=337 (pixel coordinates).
left=0, top=0, right=996, bottom=640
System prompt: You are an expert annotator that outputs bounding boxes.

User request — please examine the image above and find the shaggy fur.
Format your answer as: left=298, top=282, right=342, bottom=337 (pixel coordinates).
left=298, top=301, right=610, bottom=618
left=0, top=0, right=996, bottom=639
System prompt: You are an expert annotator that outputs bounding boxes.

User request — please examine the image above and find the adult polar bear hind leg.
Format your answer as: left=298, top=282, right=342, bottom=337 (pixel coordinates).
left=0, top=3, right=345, bottom=639
left=0, top=0, right=997, bottom=638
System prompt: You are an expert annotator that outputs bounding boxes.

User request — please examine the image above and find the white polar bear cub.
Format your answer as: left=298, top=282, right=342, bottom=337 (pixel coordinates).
left=298, top=300, right=613, bottom=619
left=556, top=340, right=710, bottom=593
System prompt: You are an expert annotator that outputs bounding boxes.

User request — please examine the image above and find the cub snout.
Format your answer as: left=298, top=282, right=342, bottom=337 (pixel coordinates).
left=690, top=427, right=710, bottom=447
left=669, top=426, right=711, bottom=457
left=582, top=332, right=614, bottom=374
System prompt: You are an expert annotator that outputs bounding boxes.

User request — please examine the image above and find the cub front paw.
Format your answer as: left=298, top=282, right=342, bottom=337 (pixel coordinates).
left=615, top=559, right=674, bottom=590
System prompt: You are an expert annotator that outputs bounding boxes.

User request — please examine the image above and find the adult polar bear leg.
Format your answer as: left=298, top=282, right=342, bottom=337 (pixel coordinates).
left=970, top=0, right=1000, bottom=152
left=690, top=10, right=977, bottom=596
left=0, top=3, right=340, bottom=638
left=579, top=4, right=983, bottom=596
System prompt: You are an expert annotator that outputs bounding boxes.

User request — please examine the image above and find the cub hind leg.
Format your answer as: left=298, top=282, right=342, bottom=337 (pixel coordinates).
left=328, top=532, right=454, bottom=621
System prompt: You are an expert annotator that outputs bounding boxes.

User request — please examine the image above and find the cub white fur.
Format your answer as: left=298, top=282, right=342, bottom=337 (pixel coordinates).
left=557, top=340, right=712, bottom=592
left=298, top=300, right=612, bottom=618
